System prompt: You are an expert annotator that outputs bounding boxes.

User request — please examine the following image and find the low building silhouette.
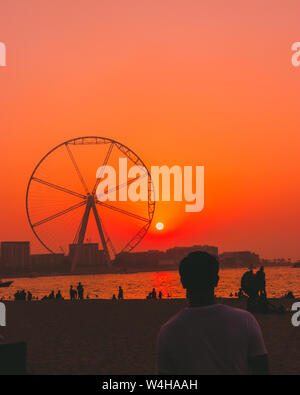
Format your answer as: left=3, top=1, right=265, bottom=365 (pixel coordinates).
left=219, top=251, right=259, bottom=268
left=69, top=243, right=106, bottom=267
left=114, top=250, right=165, bottom=271
left=114, top=245, right=218, bottom=271
left=166, top=245, right=218, bottom=265
left=0, top=241, right=30, bottom=271
left=30, top=253, right=65, bottom=272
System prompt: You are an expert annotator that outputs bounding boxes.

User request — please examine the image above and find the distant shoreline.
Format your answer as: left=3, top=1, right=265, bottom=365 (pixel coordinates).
left=1, top=264, right=297, bottom=281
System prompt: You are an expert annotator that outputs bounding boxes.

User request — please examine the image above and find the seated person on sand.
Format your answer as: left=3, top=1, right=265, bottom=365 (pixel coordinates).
left=238, top=288, right=247, bottom=299
left=56, top=290, right=63, bottom=300
left=284, top=291, right=295, bottom=300
left=254, top=294, right=286, bottom=315
left=157, top=251, right=269, bottom=375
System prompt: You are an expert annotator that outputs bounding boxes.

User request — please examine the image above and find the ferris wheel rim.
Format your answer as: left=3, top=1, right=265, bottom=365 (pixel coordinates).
left=25, top=136, right=155, bottom=256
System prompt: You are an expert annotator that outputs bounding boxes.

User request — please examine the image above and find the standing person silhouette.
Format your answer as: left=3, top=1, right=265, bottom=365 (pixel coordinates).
left=77, top=282, right=84, bottom=300
left=118, top=286, right=124, bottom=300
left=241, top=268, right=259, bottom=312
left=70, top=285, right=75, bottom=300
left=256, top=266, right=266, bottom=297
left=151, top=288, right=157, bottom=299
left=157, top=251, right=269, bottom=375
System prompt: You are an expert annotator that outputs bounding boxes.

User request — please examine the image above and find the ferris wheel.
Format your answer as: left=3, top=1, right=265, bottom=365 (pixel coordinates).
left=26, top=137, right=155, bottom=267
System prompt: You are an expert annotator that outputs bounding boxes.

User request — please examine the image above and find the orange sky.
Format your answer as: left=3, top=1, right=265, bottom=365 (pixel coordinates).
left=0, top=0, right=300, bottom=259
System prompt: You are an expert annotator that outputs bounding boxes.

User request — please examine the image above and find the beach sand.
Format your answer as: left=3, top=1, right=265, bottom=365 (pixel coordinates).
left=1, top=299, right=299, bottom=375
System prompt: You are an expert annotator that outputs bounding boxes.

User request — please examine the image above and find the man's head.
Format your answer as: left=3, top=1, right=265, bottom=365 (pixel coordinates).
left=179, top=251, right=219, bottom=293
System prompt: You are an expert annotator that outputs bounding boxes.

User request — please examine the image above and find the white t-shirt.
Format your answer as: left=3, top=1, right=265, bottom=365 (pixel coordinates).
left=157, top=304, right=267, bottom=375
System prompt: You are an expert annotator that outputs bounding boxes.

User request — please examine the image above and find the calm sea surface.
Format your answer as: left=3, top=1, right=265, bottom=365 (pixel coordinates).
left=1, top=267, right=299, bottom=300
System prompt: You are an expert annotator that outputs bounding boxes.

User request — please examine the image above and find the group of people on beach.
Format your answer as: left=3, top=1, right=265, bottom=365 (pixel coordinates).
left=112, top=286, right=124, bottom=300
left=146, top=288, right=163, bottom=300
left=69, top=283, right=84, bottom=300
left=14, top=289, right=33, bottom=301
left=8, top=267, right=294, bottom=308
left=112, top=287, right=166, bottom=300
left=240, top=266, right=286, bottom=314
left=241, top=266, right=266, bottom=299
left=42, top=290, right=64, bottom=300
left=13, top=284, right=85, bottom=301
left=12, top=283, right=127, bottom=301
left=14, top=289, right=64, bottom=301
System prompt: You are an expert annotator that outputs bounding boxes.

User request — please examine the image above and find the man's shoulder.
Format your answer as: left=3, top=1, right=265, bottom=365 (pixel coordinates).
left=218, top=304, right=256, bottom=321
left=160, top=304, right=254, bottom=331
left=218, top=303, right=250, bottom=314
left=159, top=309, right=188, bottom=335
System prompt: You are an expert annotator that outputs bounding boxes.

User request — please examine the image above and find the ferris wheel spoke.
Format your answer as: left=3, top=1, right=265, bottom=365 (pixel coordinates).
left=95, top=200, right=149, bottom=222
left=32, top=201, right=86, bottom=228
left=92, top=142, right=114, bottom=196
left=32, top=177, right=87, bottom=199
left=96, top=173, right=147, bottom=201
left=102, top=223, right=117, bottom=257
left=65, top=143, right=89, bottom=195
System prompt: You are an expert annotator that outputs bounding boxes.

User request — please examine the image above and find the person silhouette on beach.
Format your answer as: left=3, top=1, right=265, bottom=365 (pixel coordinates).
left=285, top=291, right=295, bottom=299
left=27, top=291, right=32, bottom=302
left=49, top=291, right=55, bottom=300
left=56, top=290, right=63, bottom=300
left=255, top=266, right=266, bottom=297
left=77, top=283, right=84, bottom=300
left=241, top=269, right=259, bottom=311
left=238, top=288, right=245, bottom=299
left=151, top=288, right=157, bottom=299
left=157, top=251, right=269, bottom=375
left=241, top=269, right=255, bottom=296
left=70, top=285, right=76, bottom=300
left=118, top=286, right=124, bottom=300
left=19, top=290, right=26, bottom=301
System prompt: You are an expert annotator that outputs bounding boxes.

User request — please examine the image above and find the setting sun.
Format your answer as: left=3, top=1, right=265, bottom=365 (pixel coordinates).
left=156, top=222, right=164, bottom=231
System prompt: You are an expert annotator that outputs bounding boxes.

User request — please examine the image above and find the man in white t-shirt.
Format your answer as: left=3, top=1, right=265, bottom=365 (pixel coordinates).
left=157, top=251, right=269, bottom=375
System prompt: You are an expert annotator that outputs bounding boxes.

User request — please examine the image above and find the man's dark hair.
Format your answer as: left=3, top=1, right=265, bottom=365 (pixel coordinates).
left=179, top=251, right=219, bottom=292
